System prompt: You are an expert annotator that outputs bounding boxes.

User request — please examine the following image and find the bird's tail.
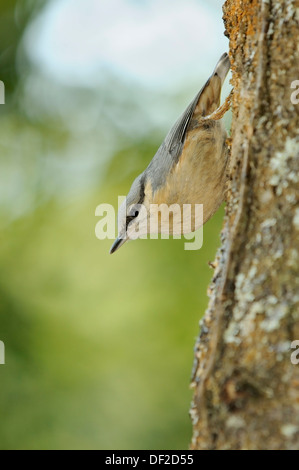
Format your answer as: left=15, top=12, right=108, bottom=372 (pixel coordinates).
left=213, top=53, right=231, bottom=85
left=193, top=53, right=231, bottom=117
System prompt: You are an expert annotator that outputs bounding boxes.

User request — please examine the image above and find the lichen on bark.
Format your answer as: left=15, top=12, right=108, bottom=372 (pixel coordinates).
left=190, top=0, right=299, bottom=450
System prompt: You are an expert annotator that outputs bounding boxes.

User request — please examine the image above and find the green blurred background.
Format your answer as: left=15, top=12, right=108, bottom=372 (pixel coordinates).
left=0, top=0, right=230, bottom=450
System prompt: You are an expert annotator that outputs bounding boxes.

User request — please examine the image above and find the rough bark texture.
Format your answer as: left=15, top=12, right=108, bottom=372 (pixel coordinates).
left=190, top=0, right=299, bottom=450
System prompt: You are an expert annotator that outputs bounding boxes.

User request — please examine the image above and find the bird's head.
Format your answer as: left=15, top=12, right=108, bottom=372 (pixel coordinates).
left=110, top=173, right=151, bottom=254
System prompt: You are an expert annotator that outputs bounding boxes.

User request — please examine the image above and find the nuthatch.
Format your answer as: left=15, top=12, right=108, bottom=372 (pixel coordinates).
left=110, top=53, right=231, bottom=254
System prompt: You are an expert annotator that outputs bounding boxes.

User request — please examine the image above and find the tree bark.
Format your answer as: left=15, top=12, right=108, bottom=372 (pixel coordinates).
left=190, top=0, right=299, bottom=450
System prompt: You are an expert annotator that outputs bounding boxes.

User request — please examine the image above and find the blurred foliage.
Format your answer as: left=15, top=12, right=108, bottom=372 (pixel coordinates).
left=0, top=0, right=225, bottom=450
left=0, top=0, right=46, bottom=98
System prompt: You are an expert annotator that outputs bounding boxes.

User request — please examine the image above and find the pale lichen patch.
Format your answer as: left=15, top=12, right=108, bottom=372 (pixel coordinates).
left=261, top=218, right=277, bottom=229
left=281, top=424, right=299, bottom=438
left=286, top=193, right=297, bottom=204
left=287, top=249, right=299, bottom=268
left=239, top=301, right=264, bottom=336
left=269, top=137, right=299, bottom=195
left=261, top=304, right=289, bottom=332
left=224, top=321, right=241, bottom=344
left=226, top=416, right=246, bottom=429
left=276, top=341, right=292, bottom=353
left=267, top=22, right=274, bottom=36
left=293, top=208, right=299, bottom=230
left=259, top=189, right=273, bottom=205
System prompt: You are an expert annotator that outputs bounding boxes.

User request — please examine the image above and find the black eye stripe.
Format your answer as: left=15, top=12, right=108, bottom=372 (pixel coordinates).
left=126, top=211, right=139, bottom=231
left=138, top=176, right=145, bottom=205
left=125, top=175, right=145, bottom=231
left=126, top=210, right=139, bottom=223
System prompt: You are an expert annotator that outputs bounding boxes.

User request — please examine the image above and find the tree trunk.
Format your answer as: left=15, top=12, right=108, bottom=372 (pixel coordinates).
left=190, top=0, right=299, bottom=450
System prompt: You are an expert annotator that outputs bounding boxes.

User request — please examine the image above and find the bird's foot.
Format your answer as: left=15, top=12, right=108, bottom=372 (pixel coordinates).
left=202, top=89, right=233, bottom=122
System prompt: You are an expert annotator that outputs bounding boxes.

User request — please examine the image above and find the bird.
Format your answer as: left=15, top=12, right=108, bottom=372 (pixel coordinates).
left=110, top=53, right=231, bottom=254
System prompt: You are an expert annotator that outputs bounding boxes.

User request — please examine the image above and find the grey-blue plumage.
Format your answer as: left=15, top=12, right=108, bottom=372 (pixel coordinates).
left=110, top=53, right=231, bottom=254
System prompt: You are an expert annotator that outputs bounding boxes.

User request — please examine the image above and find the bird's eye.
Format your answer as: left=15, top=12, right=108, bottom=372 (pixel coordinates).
left=126, top=209, right=140, bottom=230
left=127, top=209, right=139, bottom=220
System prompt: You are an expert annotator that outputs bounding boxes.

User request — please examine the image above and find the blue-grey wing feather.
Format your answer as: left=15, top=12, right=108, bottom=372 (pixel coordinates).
left=145, top=88, right=204, bottom=192
left=165, top=88, right=204, bottom=156
left=145, top=53, right=230, bottom=193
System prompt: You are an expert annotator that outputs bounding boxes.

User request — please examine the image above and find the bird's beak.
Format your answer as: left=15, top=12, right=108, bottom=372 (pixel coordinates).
left=110, top=236, right=128, bottom=254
